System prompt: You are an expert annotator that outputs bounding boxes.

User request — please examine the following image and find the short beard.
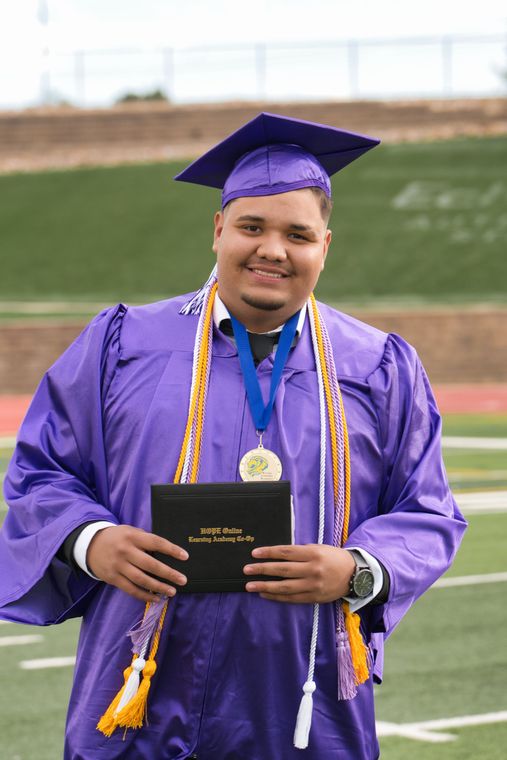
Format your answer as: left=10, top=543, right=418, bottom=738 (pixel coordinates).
left=241, top=293, right=285, bottom=312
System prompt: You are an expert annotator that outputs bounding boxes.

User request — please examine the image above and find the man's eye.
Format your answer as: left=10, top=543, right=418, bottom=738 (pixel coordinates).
left=243, top=225, right=260, bottom=232
left=289, top=233, right=307, bottom=240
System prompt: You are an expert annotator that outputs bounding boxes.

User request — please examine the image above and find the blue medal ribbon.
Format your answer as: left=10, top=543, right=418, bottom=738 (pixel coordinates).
left=230, top=310, right=300, bottom=433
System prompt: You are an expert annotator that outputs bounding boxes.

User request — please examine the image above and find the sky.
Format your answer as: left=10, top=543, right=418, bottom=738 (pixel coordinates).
left=0, top=0, right=506, bottom=108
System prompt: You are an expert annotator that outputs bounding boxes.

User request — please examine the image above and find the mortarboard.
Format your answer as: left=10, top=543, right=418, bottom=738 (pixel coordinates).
left=174, top=112, right=380, bottom=207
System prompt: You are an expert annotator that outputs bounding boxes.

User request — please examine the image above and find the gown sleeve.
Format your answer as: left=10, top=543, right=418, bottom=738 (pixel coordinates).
left=0, top=304, right=127, bottom=625
left=345, top=334, right=467, bottom=643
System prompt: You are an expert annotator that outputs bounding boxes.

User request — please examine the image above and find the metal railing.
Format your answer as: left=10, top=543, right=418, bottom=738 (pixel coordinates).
left=8, top=34, right=507, bottom=109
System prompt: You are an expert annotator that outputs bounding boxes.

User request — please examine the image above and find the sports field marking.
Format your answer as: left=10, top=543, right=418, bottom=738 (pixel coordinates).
left=433, top=571, right=507, bottom=588
left=455, top=490, right=507, bottom=513
left=0, top=634, right=44, bottom=647
left=0, top=437, right=16, bottom=447
left=19, top=656, right=76, bottom=670
left=0, top=301, right=115, bottom=314
left=377, top=710, right=507, bottom=743
left=442, top=436, right=507, bottom=450
left=450, top=469, right=507, bottom=480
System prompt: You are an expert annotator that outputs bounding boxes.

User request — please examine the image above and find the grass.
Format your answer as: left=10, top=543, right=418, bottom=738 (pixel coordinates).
left=380, top=724, right=507, bottom=760
left=442, top=414, right=507, bottom=438
left=0, top=136, right=506, bottom=303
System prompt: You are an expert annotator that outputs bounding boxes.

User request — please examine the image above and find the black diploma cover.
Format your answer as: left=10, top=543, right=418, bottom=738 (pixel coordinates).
left=151, top=480, right=293, bottom=592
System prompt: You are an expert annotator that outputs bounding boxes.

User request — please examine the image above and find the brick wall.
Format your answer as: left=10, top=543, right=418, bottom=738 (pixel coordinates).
left=1, top=307, right=505, bottom=394
left=1, top=98, right=506, bottom=173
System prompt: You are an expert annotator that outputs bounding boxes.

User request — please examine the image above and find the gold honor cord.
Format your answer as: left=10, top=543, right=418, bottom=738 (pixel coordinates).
left=98, top=285, right=217, bottom=737
left=309, top=294, right=367, bottom=685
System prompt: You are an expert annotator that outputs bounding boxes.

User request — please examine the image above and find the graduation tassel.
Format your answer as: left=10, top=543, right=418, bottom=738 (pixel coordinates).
left=336, top=629, right=357, bottom=701
left=343, top=602, right=370, bottom=685
left=114, top=659, right=157, bottom=730
left=97, top=600, right=168, bottom=736
left=293, top=680, right=316, bottom=749
left=97, top=662, right=135, bottom=736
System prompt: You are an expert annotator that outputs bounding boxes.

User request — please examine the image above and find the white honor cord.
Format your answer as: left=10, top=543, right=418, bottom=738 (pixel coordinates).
left=293, top=300, right=327, bottom=750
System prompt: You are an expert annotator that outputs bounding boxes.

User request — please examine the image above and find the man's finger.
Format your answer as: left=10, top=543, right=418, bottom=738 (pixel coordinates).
left=251, top=545, right=314, bottom=561
left=116, top=574, right=168, bottom=604
left=129, top=548, right=188, bottom=586
left=245, top=578, right=309, bottom=595
left=124, top=564, right=179, bottom=597
left=138, top=531, right=189, bottom=561
left=243, top=561, right=306, bottom=578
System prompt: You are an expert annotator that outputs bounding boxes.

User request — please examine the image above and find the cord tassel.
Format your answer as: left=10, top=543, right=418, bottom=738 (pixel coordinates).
left=293, top=680, right=316, bottom=750
left=336, top=630, right=357, bottom=700
left=115, top=656, right=146, bottom=714
left=343, top=602, right=370, bottom=685
left=96, top=663, right=134, bottom=736
left=114, top=660, right=157, bottom=730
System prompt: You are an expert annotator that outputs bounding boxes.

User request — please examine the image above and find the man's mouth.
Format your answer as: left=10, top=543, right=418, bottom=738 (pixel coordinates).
left=247, top=266, right=288, bottom=280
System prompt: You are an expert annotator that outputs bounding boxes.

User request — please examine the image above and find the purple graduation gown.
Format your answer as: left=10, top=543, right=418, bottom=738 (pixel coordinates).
left=0, top=295, right=466, bottom=760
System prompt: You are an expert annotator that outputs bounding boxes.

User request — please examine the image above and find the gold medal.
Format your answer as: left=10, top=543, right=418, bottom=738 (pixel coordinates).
left=239, top=434, right=282, bottom=481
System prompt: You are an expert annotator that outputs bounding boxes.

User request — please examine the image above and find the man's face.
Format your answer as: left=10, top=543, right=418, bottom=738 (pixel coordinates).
left=212, top=188, right=332, bottom=331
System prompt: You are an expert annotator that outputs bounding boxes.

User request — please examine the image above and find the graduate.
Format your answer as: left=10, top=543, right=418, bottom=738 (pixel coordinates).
left=0, top=113, right=466, bottom=760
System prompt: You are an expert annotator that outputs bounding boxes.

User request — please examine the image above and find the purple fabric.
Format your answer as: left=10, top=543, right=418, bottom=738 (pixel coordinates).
left=221, top=144, right=331, bottom=207
left=173, top=112, right=380, bottom=200
left=0, top=295, right=466, bottom=760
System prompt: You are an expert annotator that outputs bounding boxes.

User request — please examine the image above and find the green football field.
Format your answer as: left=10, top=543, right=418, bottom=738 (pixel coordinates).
left=0, top=135, right=506, bottom=306
left=0, top=414, right=506, bottom=759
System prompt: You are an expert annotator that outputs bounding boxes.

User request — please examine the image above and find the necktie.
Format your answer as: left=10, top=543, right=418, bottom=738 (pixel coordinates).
left=220, top=319, right=279, bottom=366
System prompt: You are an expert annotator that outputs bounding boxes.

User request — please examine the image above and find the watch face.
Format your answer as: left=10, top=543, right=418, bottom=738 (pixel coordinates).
left=353, top=568, right=375, bottom=598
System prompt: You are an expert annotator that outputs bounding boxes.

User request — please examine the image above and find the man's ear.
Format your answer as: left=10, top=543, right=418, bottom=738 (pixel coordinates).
left=212, top=210, right=224, bottom=254
left=321, top=228, right=332, bottom=270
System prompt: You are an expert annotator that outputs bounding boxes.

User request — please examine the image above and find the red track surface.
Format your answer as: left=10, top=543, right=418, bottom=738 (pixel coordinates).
left=1, top=386, right=507, bottom=437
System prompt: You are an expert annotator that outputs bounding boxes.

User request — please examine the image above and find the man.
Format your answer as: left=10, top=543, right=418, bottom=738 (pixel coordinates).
left=0, top=113, right=466, bottom=759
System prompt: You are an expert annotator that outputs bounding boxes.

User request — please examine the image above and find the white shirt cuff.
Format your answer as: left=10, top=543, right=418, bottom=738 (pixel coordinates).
left=73, top=521, right=118, bottom=579
left=343, top=547, right=384, bottom=612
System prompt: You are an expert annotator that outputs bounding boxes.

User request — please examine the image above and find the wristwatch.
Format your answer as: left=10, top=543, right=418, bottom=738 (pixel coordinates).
left=347, top=551, right=375, bottom=599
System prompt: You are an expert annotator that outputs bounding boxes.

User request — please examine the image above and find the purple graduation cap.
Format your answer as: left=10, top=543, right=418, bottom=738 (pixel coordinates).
left=174, top=112, right=380, bottom=208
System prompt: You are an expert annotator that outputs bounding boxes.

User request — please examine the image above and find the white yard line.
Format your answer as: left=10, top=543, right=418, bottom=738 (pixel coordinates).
left=0, top=634, right=44, bottom=647
left=433, top=571, right=507, bottom=588
left=455, top=490, right=507, bottom=514
left=377, top=710, right=507, bottom=743
left=0, top=301, right=114, bottom=314
left=0, top=437, right=16, bottom=448
left=19, top=656, right=76, bottom=670
left=377, top=720, right=455, bottom=742
left=442, top=436, right=507, bottom=450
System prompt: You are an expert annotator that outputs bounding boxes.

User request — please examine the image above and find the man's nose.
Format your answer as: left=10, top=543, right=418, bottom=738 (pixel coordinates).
left=256, top=235, right=287, bottom=260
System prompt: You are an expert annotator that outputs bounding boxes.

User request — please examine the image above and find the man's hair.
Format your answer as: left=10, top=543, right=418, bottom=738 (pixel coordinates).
left=309, top=187, right=333, bottom=224
left=223, top=186, right=333, bottom=223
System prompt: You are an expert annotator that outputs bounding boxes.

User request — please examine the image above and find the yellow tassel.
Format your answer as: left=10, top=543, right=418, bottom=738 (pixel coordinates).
left=343, top=602, right=370, bottom=685
left=96, top=664, right=134, bottom=736
left=114, top=660, right=157, bottom=730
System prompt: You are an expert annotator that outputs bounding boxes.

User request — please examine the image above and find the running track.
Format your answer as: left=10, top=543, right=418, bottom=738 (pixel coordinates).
left=1, top=385, right=507, bottom=437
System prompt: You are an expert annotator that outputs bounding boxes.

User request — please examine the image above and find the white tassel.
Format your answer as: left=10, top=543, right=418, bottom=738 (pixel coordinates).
left=114, top=657, right=146, bottom=715
left=293, top=680, right=316, bottom=750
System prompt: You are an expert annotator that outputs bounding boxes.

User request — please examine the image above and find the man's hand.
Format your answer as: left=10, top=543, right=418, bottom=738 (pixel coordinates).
left=87, top=525, right=188, bottom=603
left=243, top=544, right=355, bottom=604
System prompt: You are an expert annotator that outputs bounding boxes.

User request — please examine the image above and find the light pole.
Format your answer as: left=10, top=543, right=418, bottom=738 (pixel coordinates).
left=38, top=0, right=51, bottom=105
